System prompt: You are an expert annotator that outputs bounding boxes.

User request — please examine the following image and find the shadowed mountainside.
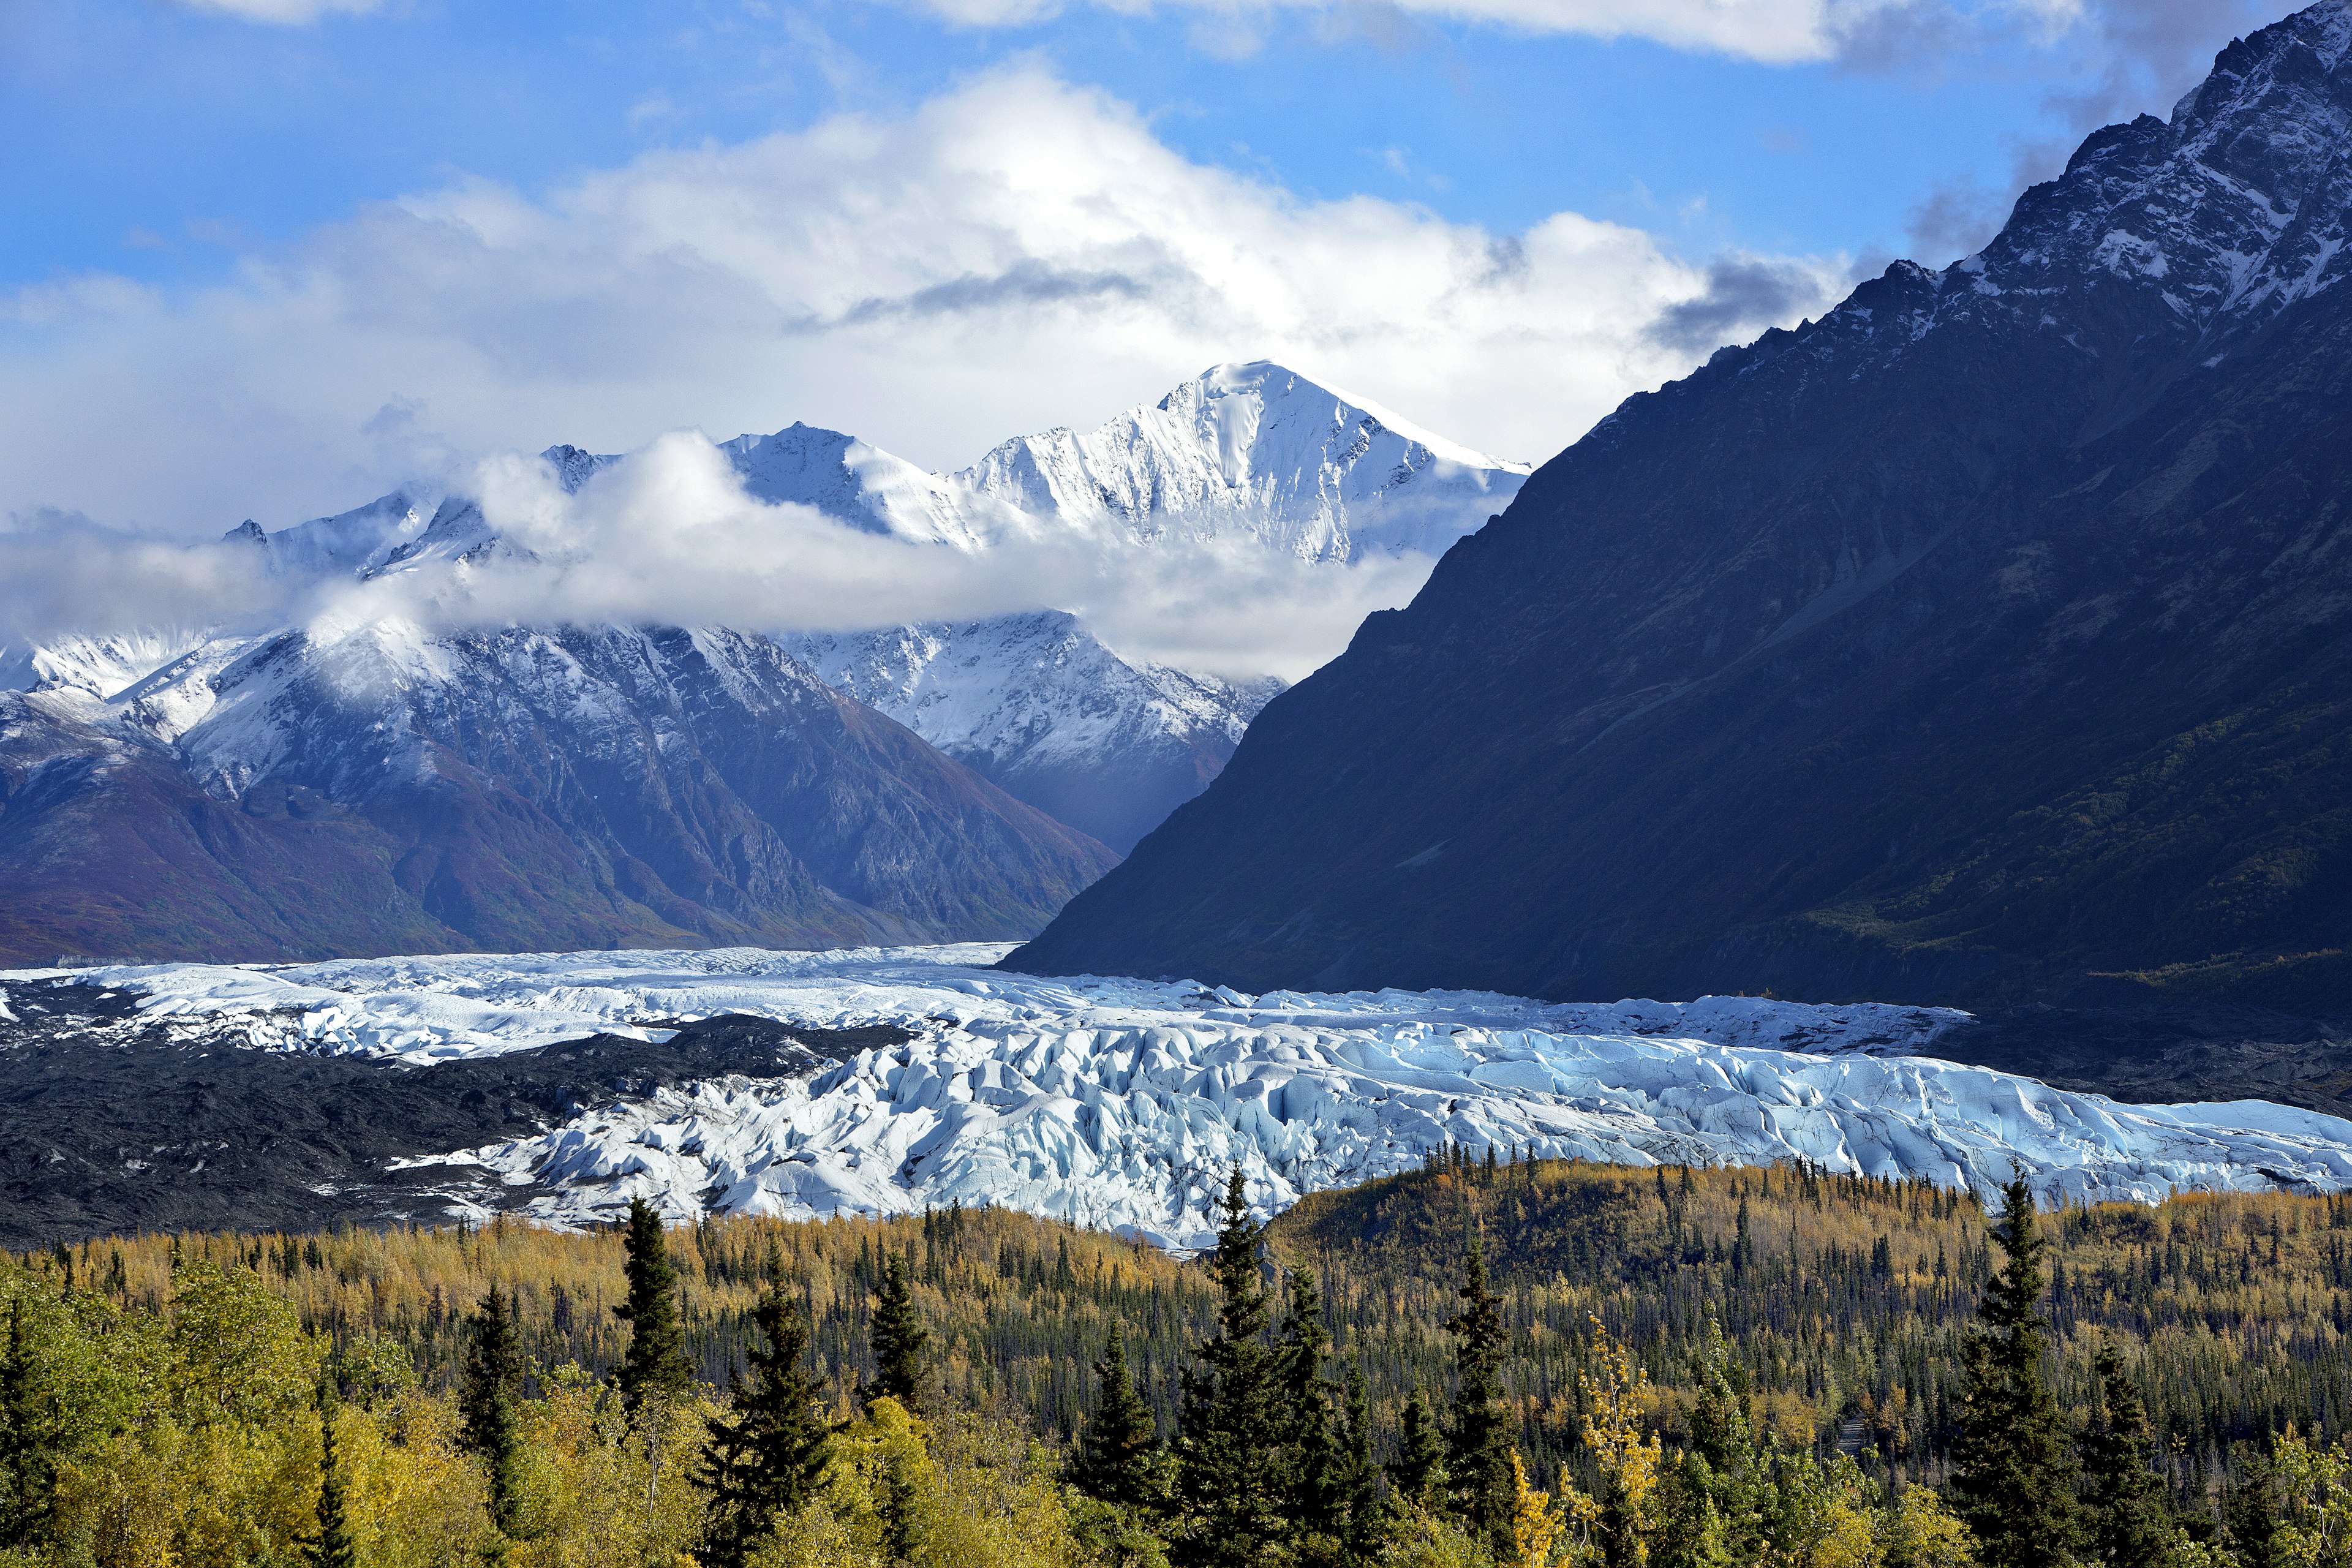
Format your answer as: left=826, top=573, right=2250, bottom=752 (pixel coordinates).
left=1009, top=3, right=2352, bottom=1015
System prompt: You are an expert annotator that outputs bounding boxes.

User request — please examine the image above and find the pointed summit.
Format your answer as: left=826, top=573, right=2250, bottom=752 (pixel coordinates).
left=714, top=361, right=1526, bottom=562
left=957, top=360, right=1529, bottom=561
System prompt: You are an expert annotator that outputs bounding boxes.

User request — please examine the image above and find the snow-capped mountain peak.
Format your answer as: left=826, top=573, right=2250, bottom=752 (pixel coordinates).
left=709, top=360, right=1529, bottom=565
left=951, top=360, right=1531, bottom=562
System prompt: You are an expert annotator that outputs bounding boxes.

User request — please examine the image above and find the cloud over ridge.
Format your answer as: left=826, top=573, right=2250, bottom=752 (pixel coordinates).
left=0, top=66, right=1841, bottom=542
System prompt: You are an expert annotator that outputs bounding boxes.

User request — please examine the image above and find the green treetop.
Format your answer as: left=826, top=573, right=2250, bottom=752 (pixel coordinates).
left=1953, top=1172, right=2079, bottom=1568
left=458, top=1282, right=527, bottom=1538
left=697, top=1241, right=832, bottom=1568
left=1443, top=1237, right=1515, bottom=1556
left=614, top=1197, right=696, bottom=1414
left=864, top=1251, right=929, bottom=1411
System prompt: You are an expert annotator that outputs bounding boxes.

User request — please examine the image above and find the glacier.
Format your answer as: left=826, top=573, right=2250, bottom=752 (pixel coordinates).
left=20, top=945, right=2352, bottom=1248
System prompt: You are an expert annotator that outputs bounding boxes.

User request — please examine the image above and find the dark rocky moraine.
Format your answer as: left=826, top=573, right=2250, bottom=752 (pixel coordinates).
left=0, top=978, right=903, bottom=1248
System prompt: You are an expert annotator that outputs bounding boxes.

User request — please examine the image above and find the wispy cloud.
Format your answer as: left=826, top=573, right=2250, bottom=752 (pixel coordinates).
left=896, top=0, right=1914, bottom=64
left=1847, top=0, right=2293, bottom=265
left=167, top=0, right=385, bottom=22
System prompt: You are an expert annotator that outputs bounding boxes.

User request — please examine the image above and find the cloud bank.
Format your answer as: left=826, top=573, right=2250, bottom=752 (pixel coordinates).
left=0, top=436, right=1442, bottom=683
left=0, top=66, right=1842, bottom=543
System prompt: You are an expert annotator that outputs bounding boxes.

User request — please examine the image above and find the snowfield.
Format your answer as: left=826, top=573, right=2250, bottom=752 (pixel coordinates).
left=18, top=945, right=2352, bottom=1246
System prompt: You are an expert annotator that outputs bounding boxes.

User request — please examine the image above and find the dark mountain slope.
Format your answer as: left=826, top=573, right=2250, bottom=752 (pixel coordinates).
left=0, top=625, right=1116, bottom=965
left=1008, top=3, right=2352, bottom=1011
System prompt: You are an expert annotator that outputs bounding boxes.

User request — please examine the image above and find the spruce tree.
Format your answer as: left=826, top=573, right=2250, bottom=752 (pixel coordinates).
left=2223, top=1448, right=2283, bottom=1568
left=1953, top=1172, right=2079, bottom=1568
left=1388, top=1392, right=1446, bottom=1510
left=1172, top=1166, right=1284, bottom=1568
left=310, top=1387, right=360, bottom=1568
left=863, top=1251, right=927, bottom=1411
left=1338, top=1363, right=1384, bottom=1565
left=0, top=1299, right=54, bottom=1552
left=1073, top=1321, right=1163, bottom=1512
left=459, top=1283, right=527, bottom=1537
left=698, top=1243, right=832, bottom=1568
left=1652, top=1451, right=1730, bottom=1568
left=1275, top=1266, right=1342, bottom=1545
left=1684, top=1323, right=1768, bottom=1565
left=2082, top=1336, right=2172, bottom=1568
left=614, top=1197, right=696, bottom=1414
left=1442, top=1238, right=1515, bottom=1555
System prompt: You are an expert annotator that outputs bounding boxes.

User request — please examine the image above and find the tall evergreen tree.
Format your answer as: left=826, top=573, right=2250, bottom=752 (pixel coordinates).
left=2223, top=1447, right=2284, bottom=1568
left=1172, top=1166, right=1284, bottom=1568
left=1275, top=1265, right=1342, bottom=1545
left=1337, top=1363, right=1384, bottom=1566
left=614, top=1197, right=696, bottom=1414
left=1074, top=1321, right=1163, bottom=1512
left=863, top=1251, right=928, bottom=1411
left=1953, top=1172, right=2079, bottom=1568
left=309, top=1387, right=360, bottom=1568
left=1683, top=1322, right=1769, bottom=1565
left=0, top=1299, right=54, bottom=1552
left=459, top=1283, right=527, bottom=1537
left=2082, top=1336, right=2172, bottom=1568
left=1442, top=1238, right=1514, bottom=1555
left=1652, top=1451, right=1731, bottom=1568
left=698, top=1243, right=832, bottom=1568
left=1388, top=1392, right=1446, bottom=1510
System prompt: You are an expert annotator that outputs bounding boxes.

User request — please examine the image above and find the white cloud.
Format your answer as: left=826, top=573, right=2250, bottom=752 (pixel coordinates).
left=0, top=67, right=1839, bottom=551
left=908, top=0, right=1872, bottom=62
left=0, top=435, right=1445, bottom=682
left=466, top=436, right=1438, bottom=679
left=169, top=0, right=383, bottom=21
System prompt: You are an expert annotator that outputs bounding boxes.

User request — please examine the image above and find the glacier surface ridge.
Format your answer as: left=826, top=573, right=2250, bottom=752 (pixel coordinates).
left=27, top=946, right=2352, bottom=1246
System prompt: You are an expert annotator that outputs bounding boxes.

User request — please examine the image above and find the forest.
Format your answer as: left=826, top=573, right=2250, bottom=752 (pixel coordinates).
left=2, top=1149, right=2350, bottom=1568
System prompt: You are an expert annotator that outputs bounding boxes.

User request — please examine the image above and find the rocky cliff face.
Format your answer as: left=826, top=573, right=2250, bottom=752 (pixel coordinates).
left=1008, top=2, right=2352, bottom=1012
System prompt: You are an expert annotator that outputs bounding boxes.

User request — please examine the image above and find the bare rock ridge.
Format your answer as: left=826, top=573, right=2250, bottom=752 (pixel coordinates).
left=1006, top=1, right=2352, bottom=1013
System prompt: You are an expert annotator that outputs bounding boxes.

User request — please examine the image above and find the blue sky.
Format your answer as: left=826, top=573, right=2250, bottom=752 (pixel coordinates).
left=0, top=0, right=2293, bottom=530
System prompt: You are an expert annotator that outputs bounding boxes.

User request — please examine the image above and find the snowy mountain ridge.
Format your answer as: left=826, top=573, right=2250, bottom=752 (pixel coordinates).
left=0, top=616, right=1117, bottom=962
left=1727, top=1, right=2352, bottom=400
left=780, top=612, right=1283, bottom=851
left=721, top=361, right=1529, bottom=563
left=4, top=360, right=1498, bottom=854
left=23, top=944, right=2350, bottom=1248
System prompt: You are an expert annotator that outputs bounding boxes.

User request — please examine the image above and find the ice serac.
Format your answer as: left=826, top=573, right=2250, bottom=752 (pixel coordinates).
left=781, top=612, right=1281, bottom=853
left=1007, top=2, right=2352, bottom=1014
left=0, top=623, right=1115, bottom=965
left=45, top=946, right=2352, bottom=1245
